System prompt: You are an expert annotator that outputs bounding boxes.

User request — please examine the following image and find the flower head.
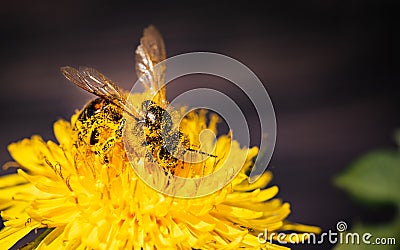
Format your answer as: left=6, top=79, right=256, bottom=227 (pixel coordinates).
left=0, top=93, right=319, bottom=249
left=0, top=25, right=319, bottom=249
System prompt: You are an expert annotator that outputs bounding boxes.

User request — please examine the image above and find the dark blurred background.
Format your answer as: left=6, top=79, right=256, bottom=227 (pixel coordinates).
left=0, top=1, right=399, bottom=249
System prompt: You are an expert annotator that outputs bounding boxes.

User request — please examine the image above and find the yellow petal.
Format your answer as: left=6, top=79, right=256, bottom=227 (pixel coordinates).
left=0, top=221, right=39, bottom=249
left=214, top=204, right=264, bottom=219
left=233, top=172, right=272, bottom=191
left=175, top=212, right=215, bottom=232
left=0, top=174, right=27, bottom=188
left=53, top=119, right=72, bottom=147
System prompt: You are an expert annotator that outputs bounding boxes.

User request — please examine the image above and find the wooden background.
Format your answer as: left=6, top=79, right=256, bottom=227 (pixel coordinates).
left=0, top=1, right=398, bottom=249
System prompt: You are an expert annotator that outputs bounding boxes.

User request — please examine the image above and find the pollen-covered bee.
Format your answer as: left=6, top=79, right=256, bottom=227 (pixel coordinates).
left=61, top=26, right=215, bottom=174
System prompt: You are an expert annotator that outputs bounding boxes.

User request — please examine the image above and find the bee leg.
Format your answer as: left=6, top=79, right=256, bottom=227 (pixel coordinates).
left=180, top=133, right=217, bottom=158
left=179, top=132, right=191, bottom=149
left=158, top=146, right=178, bottom=173
left=115, top=118, right=126, bottom=139
left=95, top=137, right=116, bottom=163
left=97, top=119, right=125, bottom=162
left=101, top=138, right=116, bottom=154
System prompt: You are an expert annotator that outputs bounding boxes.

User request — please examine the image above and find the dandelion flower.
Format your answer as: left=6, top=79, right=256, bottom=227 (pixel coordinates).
left=0, top=105, right=319, bottom=249
left=0, top=25, right=319, bottom=249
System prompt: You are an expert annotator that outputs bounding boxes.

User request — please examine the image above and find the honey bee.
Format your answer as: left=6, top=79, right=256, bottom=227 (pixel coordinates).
left=61, top=25, right=215, bottom=174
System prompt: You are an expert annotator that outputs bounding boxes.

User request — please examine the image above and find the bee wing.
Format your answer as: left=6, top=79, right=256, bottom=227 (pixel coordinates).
left=79, top=66, right=124, bottom=98
left=61, top=66, right=94, bottom=93
left=135, top=25, right=167, bottom=104
left=61, top=66, right=140, bottom=118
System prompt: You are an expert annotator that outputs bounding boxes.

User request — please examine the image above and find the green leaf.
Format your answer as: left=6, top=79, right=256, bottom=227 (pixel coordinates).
left=335, top=150, right=400, bottom=204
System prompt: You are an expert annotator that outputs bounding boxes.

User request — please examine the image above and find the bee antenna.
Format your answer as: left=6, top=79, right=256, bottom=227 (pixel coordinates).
left=186, top=148, right=217, bottom=158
